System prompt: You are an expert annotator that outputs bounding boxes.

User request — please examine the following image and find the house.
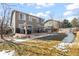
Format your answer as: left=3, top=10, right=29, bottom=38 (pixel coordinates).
left=44, top=20, right=62, bottom=33
left=10, top=10, right=44, bottom=34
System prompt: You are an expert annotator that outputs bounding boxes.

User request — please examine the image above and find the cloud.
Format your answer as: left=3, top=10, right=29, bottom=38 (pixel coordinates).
left=0, top=8, right=3, bottom=16
left=66, top=3, right=79, bottom=10
left=66, top=16, right=78, bottom=22
left=36, top=12, right=47, bottom=17
left=24, top=0, right=55, bottom=3
left=29, top=11, right=51, bottom=19
left=64, top=3, right=79, bottom=16
left=36, top=11, right=51, bottom=18
left=0, top=9, right=2, bottom=13
left=35, top=3, right=54, bottom=7
left=64, top=11, right=73, bottom=16
left=1, top=0, right=79, bottom=3
left=45, top=11, right=50, bottom=14
left=35, top=6, right=41, bottom=9
left=26, top=3, right=54, bottom=9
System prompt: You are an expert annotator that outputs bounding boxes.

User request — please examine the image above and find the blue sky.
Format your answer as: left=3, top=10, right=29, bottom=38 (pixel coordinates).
left=0, top=3, right=79, bottom=21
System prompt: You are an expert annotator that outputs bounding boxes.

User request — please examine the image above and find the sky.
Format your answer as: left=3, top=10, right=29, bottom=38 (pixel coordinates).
left=0, top=3, right=79, bottom=22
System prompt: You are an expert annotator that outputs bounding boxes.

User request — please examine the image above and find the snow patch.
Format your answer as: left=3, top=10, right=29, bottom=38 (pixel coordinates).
left=54, top=42, right=70, bottom=52
left=0, top=50, right=15, bottom=56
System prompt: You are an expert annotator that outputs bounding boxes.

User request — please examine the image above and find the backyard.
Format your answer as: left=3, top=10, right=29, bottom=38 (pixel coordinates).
left=0, top=32, right=79, bottom=56
left=0, top=38, right=64, bottom=56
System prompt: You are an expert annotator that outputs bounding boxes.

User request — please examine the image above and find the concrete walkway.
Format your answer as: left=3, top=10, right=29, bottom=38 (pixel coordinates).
left=31, top=33, right=58, bottom=39
left=12, top=33, right=59, bottom=43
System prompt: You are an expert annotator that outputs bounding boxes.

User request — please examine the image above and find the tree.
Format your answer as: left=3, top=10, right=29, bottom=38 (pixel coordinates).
left=0, top=3, right=12, bottom=38
left=71, top=18, right=79, bottom=27
left=62, top=19, right=72, bottom=28
left=0, top=3, right=23, bottom=55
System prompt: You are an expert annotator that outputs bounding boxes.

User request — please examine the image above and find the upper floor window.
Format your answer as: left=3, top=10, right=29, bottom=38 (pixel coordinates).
left=36, top=19, right=39, bottom=23
left=29, top=16, right=32, bottom=22
left=19, top=13, right=26, bottom=20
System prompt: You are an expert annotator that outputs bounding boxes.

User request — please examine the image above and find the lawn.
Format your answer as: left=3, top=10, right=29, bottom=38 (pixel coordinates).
left=0, top=32, right=79, bottom=56
left=67, top=31, right=79, bottom=56
left=0, top=39, right=62, bottom=56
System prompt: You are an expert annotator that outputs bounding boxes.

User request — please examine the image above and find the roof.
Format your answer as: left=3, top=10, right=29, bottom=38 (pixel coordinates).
left=44, top=19, right=61, bottom=24
left=13, top=10, right=44, bottom=20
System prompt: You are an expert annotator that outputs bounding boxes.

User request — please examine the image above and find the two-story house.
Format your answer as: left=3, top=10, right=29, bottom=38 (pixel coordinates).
left=44, top=20, right=62, bottom=32
left=10, top=10, right=44, bottom=34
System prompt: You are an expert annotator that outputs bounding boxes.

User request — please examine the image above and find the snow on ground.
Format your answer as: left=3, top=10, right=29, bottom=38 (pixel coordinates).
left=0, top=50, right=15, bottom=56
left=12, top=38, right=31, bottom=43
left=62, top=32, right=75, bottom=43
left=54, top=42, right=69, bottom=52
left=54, top=29, right=75, bottom=52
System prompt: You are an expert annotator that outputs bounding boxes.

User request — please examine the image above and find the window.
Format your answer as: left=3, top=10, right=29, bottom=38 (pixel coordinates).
left=19, top=13, right=26, bottom=20
left=37, top=19, right=39, bottom=23
left=29, top=16, right=32, bottom=21
left=27, top=26, right=32, bottom=30
left=18, top=24, right=24, bottom=29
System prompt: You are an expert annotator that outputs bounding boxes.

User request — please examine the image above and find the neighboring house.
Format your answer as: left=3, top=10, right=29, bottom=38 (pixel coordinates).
left=44, top=20, right=62, bottom=32
left=10, top=10, right=44, bottom=34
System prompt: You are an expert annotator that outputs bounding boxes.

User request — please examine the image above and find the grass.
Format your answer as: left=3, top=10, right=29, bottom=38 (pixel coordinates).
left=66, top=31, right=79, bottom=56
left=0, top=39, right=79, bottom=56
left=0, top=32, right=79, bottom=56
left=0, top=39, right=61, bottom=56
left=67, top=43, right=79, bottom=56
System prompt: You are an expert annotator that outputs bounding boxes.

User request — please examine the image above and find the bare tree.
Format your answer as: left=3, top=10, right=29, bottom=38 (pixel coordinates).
left=0, top=3, right=15, bottom=39
left=48, top=13, right=54, bottom=20
left=0, top=3, right=8, bottom=39
left=0, top=3, right=24, bottom=56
